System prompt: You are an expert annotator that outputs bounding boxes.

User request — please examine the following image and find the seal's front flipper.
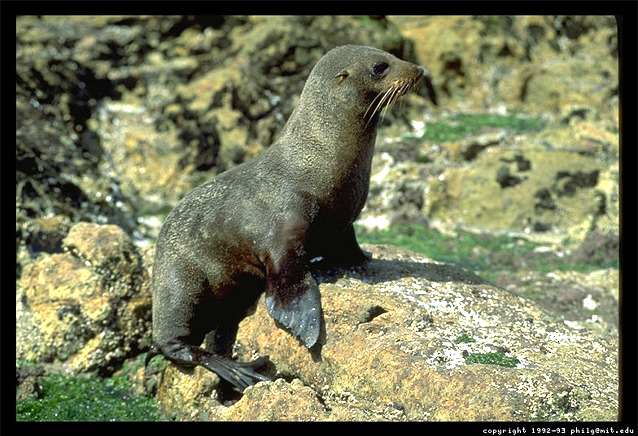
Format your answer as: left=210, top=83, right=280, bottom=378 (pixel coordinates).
left=266, top=273, right=323, bottom=348
left=320, top=224, right=371, bottom=267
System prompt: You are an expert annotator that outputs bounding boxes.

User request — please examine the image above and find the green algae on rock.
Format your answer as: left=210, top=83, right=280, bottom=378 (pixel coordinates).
left=16, top=372, right=161, bottom=422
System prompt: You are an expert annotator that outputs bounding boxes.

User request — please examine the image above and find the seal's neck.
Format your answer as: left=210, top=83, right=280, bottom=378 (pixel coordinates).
left=273, top=98, right=377, bottom=186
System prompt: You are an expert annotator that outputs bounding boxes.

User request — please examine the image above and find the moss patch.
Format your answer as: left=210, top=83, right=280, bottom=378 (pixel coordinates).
left=16, top=373, right=162, bottom=422
left=422, top=113, right=545, bottom=143
left=356, top=224, right=618, bottom=283
left=455, top=333, right=476, bottom=344
left=465, top=352, right=520, bottom=368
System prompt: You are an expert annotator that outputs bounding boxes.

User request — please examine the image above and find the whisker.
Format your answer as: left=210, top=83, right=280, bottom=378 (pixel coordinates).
left=365, top=87, right=394, bottom=128
left=378, top=86, right=395, bottom=124
left=380, top=84, right=401, bottom=124
left=366, top=88, right=391, bottom=125
left=398, top=81, right=410, bottom=111
left=364, top=91, right=385, bottom=121
left=364, top=77, right=419, bottom=129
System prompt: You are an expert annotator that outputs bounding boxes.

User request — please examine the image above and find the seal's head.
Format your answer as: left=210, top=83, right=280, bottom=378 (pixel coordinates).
left=302, top=45, right=428, bottom=128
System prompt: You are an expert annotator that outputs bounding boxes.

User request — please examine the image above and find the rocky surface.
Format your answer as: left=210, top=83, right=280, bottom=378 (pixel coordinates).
left=361, top=118, right=618, bottom=251
left=16, top=223, right=152, bottom=375
left=157, top=245, right=618, bottom=421
left=388, top=16, right=618, bottom=117
left=15, top=15, right=619, bottom=422
left=16, top=362, right=46, bottom=402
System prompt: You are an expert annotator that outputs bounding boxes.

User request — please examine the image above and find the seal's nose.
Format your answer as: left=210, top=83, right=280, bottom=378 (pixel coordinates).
left=416, top=65, right=431, bottom=78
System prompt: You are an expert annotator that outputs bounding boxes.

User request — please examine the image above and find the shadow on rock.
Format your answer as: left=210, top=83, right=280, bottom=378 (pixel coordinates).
left=311, top=257, right=486, bottom=286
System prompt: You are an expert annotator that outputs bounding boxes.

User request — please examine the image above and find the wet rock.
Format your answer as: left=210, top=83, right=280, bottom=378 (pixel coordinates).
left=157, top=244, right=617, bottom=421
left=16, top=223, right=151, bottom=375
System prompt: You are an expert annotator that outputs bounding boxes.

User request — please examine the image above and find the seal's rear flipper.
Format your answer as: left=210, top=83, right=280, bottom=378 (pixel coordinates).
left=202, top=354, right=271, bottom=392
left=158, top=340, right=270, bottom=393
left=265, top=273, right=323, bottom=348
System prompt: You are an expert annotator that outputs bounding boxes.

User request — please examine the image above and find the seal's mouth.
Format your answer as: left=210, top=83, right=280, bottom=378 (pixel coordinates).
left=363, top=70, right=425, bottom=128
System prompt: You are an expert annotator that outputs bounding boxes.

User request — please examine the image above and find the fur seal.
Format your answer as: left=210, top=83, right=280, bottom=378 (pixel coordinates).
left=146, top=45, right=427, bottom=391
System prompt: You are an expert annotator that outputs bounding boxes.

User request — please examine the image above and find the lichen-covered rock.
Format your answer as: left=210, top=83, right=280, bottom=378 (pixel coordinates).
left=423, top=146, right=606, bottom=238
left=388, top=16, right=617, bottom=117
left=16, top=223, right=151, bottom=374
left=494, top=268, right=619, bottom=335
left=360, top=153, right=429, bottom=231
left=16, top=362, right=45, bottom=402
left=157, top=245, right=617, bottom=421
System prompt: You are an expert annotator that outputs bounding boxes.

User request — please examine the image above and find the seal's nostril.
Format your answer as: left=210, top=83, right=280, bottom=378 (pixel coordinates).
left=416, top=66, right=430, bottom=78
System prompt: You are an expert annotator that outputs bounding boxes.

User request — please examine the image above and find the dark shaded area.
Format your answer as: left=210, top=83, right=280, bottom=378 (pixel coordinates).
left=360, top=305, right=389, bottom=324
left=496, top=165, right=526, bottom=188
left=554, top=170, right=599, bottom=196
left=311, top=257, right=486, bottom=286
left=568, top=230, right=619, bottom=266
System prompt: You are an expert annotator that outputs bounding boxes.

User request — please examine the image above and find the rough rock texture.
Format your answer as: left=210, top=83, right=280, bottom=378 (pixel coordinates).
left=16, top=223, right=152, bottom=374
left=423, top=147, right=605, bottom=236
left=388, top=16, right=618, bottom=117
left=494, top=268, right=619, bottom=335
left=16, top=363, right=45, bottom=402
left=360, top=116, right=618, bottom=246
left=95, top=100, right=195, bottom=215
left=360, top=152, right=429, bottom=231
left=157, top=245, right=618, bottom=421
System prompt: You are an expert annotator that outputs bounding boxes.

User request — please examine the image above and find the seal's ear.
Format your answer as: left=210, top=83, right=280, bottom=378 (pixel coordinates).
left=335, top=69, right=349, bottom=84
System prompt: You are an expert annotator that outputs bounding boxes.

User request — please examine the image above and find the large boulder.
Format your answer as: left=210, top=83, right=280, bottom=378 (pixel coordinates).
left=157, top=244, right=617, bottom=421
left=16, top=223, right=152, bottom=374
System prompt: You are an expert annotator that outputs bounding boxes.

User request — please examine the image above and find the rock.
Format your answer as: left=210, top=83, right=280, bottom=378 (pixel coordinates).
left=95, top=100, right=197, bottom=215
left=16, top=223, right=151, bottom=374
left=494, top=268, right=619, bottom=334
left=157, top=244, right=617, bottom=421
left=15, top=96, right=137, bottom=235
left=423, top=146, right=606, bottom=240
left=16, top=362, right=45, bottom=402
left=20, top=215, right=72, bottom=255
left=388, top=16, right=617, bottom=117
left=158, top=368, right=334, bottom=421
left=568, top=231, right=619, bottom=267
left=360, top=153, right=429, bottom=231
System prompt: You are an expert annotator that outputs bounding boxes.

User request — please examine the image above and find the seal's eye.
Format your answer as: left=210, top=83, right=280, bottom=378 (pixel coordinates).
left=371, top=62, right=389, bottom=78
